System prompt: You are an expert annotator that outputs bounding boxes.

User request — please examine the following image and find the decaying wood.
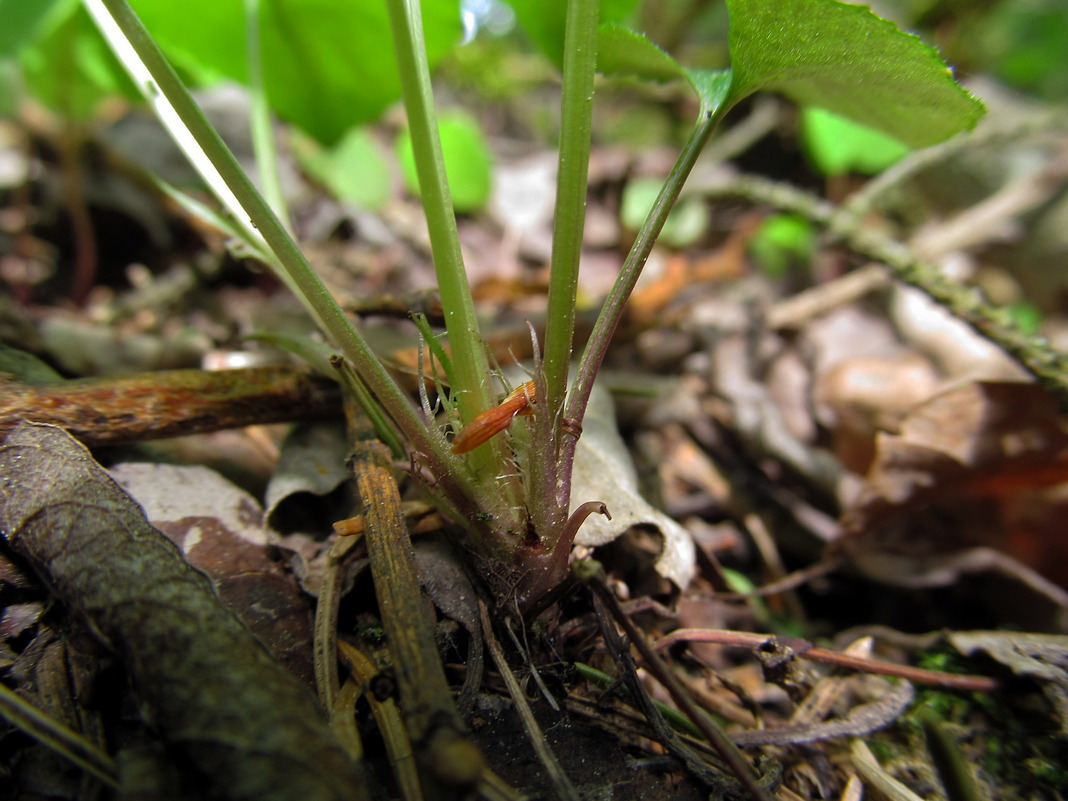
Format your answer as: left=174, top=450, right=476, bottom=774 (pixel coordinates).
left=0, top=422, right=364, bottom=801
left=344, top=402, right=489, bottom=796
left=0, top=366, right=340, bottom=446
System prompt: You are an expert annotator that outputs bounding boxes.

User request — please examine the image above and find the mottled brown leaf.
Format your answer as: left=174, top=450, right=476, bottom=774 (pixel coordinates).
left=840, top=382, right=1068, bottom=626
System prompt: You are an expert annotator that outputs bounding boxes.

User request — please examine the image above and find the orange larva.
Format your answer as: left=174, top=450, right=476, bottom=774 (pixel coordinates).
left=450, top=380, right=537, bottom=454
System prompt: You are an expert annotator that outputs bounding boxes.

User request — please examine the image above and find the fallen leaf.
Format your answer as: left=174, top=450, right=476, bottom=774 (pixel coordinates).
left=110, top=462, right=316, bottom=686
left=840, top=381, right=1068, bottom=627
left=948, top=630, right=1068, bottom=731
left=570, top=382, right=696, bottom=589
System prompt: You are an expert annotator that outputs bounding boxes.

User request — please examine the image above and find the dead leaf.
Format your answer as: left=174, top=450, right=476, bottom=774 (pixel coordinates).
left=840, top=381, right=1068, bottom=627
left=110, top=462, right=316, bottom=686
left=570, top=382, right=696, bottom=589
left=948, top=630, right=1068, bottom=732
left=264, top=421, right=355, bottom=533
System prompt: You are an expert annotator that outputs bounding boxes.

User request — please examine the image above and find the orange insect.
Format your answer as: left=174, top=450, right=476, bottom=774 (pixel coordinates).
left=450, top=380, right=537, bottom=454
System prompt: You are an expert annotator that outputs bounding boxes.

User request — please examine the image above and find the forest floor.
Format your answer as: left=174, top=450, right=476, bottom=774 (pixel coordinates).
left=2, top=76, right=1068, bottom=801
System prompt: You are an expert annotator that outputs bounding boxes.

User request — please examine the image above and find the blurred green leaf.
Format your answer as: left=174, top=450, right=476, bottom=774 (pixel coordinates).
left=20, top=1, right=139, bottom=120
left=397, top=112, right=493, bottom=213
left=978, top=0, right=1068, bottom=100
left=503, top=0, right=640, bottom=68
left=801, top=106, right=911, bottom=176
left=1008, top=302, right=1042, bottom=336
left=748, top=214, right=816, bottom=278
left=0, top=0, right=70, bottom=56
left=295, top=127, right=392, bottom=211
left=621, top=178, right=708, bottom=248
left=724, top=0, right=984, bottom=147
left=128, top=0, right=462, bottom=144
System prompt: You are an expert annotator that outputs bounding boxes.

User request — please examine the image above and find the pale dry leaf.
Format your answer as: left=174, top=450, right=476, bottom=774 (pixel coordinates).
left=110, top=462, right=316, bottom=685
left=264, top=421, right=354, bottom=531
left=570, top=382, right=696, bottom=589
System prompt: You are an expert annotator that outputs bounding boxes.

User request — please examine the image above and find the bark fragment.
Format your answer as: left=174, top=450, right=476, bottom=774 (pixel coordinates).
left=0, top=422, right=364, bottom=801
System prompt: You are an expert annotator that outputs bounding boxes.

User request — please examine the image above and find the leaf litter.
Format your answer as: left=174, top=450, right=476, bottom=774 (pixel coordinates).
left=3, top=63, right=1068, bottom=801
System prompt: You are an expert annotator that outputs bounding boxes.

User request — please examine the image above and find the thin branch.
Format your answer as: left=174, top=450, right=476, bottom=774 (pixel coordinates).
left=699, top=172, right=1068, bottom=407
left=582, top=567, right=774, bottom=801
left=655, top=629, right=999, bottom=692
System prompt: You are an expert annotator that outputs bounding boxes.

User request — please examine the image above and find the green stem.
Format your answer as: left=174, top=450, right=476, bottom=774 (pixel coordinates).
left=543, top=0, right=598, bottom=418
left=530, top=0, right=599, bottom=532
left=565, top=109, right=724, bottom=460
left=91, top=0, right=476, bottom=503
left=384, top=2, right=491, bottom=422
left=244, top=0, right=289, bottom=225
left=386, top=0, right=524, bottom=521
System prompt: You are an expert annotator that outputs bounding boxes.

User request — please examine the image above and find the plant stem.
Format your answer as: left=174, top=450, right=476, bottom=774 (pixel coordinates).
left=244, top=0, right=289, bottom=225
left=565, top=109, right=724, bottom=466
left=529, top=0, right=600, bottom=537
left=386, top=0, right=526, bottom=524
left=543, top=0, right=598, bottom=418
left=384, top=2, right=491, bottom=423
left=90, top=0, right=475, bottom=503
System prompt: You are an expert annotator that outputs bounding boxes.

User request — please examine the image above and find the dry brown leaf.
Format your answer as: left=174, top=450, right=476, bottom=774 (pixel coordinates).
left=111, top=462, right=316, bottom=686
left=840, top=381, right=1068, bottom=625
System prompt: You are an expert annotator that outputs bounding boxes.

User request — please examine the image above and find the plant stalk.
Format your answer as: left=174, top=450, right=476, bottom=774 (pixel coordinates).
left=386, top=0, right=527, bottom=527
left=384, top=3, right=491, bottom=424
left=566, top=109, right=724, bottom=458
left=543, top=0, right=598, bottom=423
left=244, top=0, right=289, bottom=224
left=90, top=0, right=477, bottom=505
left=529, top=0, right=600, bottom=542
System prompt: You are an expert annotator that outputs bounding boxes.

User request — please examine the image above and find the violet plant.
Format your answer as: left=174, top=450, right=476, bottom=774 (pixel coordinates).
left=83, top=0, right=983, bottom=611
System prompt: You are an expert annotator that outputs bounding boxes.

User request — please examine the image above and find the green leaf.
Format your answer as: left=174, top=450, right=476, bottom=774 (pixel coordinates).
left=397, top=112, right=493, bottom=213
left=0, top=0, right=70, bottom=57
left=621, top=178, right=708, bottom=248
left=595, top=24, right=732, bottom=118
left=723, top=0, right=984, bottom=147
left=800, top=106, right=910, bottom=176
left=295, top=127, right=392, bottom=211
left=128, top=0, right=462, bottom=145
left=597, top=23, right=686, bottom=83
left=504, top=0, right=639, bottom=68
left=20, top=1, right=139, bottom=120
left=978, top=0, right=1068, bottom=100
left=748, top=214, right=816, bottom=278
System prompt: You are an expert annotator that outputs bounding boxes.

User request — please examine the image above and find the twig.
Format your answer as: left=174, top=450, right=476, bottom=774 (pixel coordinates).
left=590, top=593, right=747, bottom=789
left=767, top=263, right=889, bottom=330
left=0, top=366, right=341, bottom=447
left=655, top=629, right=999, bottom=692
left=345, top=403, right=485, bottom=792
left=700, top=171, right=1068, bottom=407
left=0, top=682, right=118, bottom=788
left=851, top=740, right=926, bottom=801
left=729, top=680, right=914, bottom=747
left=840, top=111, right=1068, bottom=222
left=580, top=565, right=775, bottom=801
left=338, top=642, right=424, bottom=801
left=314, top=533, right=366, bottom=712
left=0, top=422, right=365, bottom=800
left=478, top=599, right=581, bottom=801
